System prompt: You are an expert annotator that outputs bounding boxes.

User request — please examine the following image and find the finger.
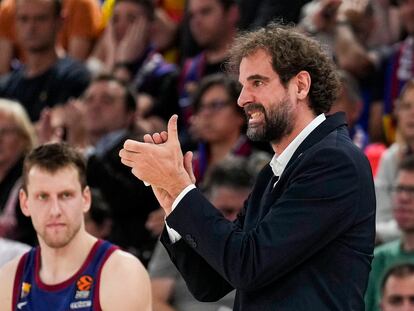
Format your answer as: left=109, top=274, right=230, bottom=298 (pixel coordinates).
left=123, top=139, right=146, bottom=153
left=119, top=148, right=140, bottom=162
left=152, top=132, right=163, bottom=144
left=166, top=115, right=179, bottom=146
left=120, top=157, right=135, bottom=168
left=160, top=131, right=168, bottom=142
left=183, top=151, right=196, bottom=184
left=143, top=134, right=154, bottom=144
left=131, top=167, right=145, bottom=180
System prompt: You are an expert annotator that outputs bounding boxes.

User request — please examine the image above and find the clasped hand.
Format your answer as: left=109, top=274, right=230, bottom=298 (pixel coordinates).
left=119, top=115, right=195, bottom=214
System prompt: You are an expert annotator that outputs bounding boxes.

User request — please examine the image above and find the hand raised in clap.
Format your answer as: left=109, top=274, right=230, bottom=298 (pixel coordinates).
left=119, top=115, right=195, bottom=213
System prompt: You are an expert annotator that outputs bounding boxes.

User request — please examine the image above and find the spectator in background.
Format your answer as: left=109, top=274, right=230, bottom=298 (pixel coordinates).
left=329, top=70, right=369, bottom=150
left=299, top=0, right=376, bottom=75
left=379, top=263, right=414, bottom=311
left=149, top=157, right=254, bottom=311
left=0, top=0, right=103, bottom=75
left=368, top=0, right=414, bottom=144
left=365, top=156, right=414, bottom=311
left=0, top=0, right=91, bottom=122
left=299, top=0, right=387, bottom=143
left=376, top=80, right=414, bottom=242
left=151, top=0, right=185, bottom=64
left=0, top=98, right=37, bottom=245
left=38, top=75, right=160, bottom=265
left=89, top=0, right=179, bottom=123
left=178, top=0, right=239, bottom=128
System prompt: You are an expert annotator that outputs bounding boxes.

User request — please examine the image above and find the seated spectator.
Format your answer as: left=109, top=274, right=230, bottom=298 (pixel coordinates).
left=365, top=156, right=414, bottom=311
left=188, top=74, right=270, bottom=183
left=38, top=75, right=160, bottom=265
left=178, top=0, right=239, bottom=128
left=379, top=263, right=414, bottom=311
left=0, top=238, right=29, bottom=268
left=373, top=0, right=414, bottom=144
left=149, top=157, right=254, bottom=311
left=89, top=0, right=179, bottom=122
left=0, top=0, right=103, bottom=75
left=151, top=0, right=185, bottom=64
left=0, top=0, right=91, bottom=122
left=0, top=98, right=37, bottom=245
left=376, top=80, right=414, bottom=242
left=299, top=0, right=387, bottom=143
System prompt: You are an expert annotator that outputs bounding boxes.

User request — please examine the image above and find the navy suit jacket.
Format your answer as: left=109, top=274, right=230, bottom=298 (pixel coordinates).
left=161, top=113, right=376, bottom=310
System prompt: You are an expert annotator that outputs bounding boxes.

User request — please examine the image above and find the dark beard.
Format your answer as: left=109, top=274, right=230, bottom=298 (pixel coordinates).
left=245, top=100, right=294, bottom=143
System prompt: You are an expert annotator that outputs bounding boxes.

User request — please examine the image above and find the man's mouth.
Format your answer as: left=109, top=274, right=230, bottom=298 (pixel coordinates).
left=248, top=112, right=262, bottom=123
left=245, top=104, right=265, bottom=126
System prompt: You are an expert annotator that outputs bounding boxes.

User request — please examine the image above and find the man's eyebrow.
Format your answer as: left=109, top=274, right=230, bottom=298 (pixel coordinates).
left=246, top=74, right=270, bottom=82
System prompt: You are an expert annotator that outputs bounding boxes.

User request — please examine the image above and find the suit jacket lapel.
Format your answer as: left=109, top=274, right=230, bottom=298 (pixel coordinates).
left=247, top=112, right=348, bottom=227
left=266, top=112, right=348, bottom=202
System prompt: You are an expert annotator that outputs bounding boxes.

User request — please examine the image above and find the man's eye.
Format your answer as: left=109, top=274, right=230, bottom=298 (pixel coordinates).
left=253, top=80, right=263, bottom=87
left=61, top=192, right=72, bottom=199
left=38, top=193, right=48, bottom=200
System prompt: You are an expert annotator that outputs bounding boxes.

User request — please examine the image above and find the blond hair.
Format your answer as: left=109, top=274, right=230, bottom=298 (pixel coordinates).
left=0, top=98, right=37, bottom=153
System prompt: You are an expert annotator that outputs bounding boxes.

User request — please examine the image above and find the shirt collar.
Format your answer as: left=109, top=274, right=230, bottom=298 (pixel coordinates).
left=269, top=113, right=326, bottom=177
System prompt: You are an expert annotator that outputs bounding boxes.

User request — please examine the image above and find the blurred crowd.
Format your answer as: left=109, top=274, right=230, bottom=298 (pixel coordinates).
left=1, top=0, right=414, bottom=310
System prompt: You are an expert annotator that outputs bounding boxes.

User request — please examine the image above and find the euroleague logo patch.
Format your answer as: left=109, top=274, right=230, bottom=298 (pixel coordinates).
left=76, top=275, right=93, bottom=291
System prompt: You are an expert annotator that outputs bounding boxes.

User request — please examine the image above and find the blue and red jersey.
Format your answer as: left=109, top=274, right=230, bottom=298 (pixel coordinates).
left=12, top=240, right=118, bottom=311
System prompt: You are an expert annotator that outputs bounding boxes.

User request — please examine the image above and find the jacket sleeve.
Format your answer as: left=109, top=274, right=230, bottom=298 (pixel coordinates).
left=160, top=228, right=235, bottom=302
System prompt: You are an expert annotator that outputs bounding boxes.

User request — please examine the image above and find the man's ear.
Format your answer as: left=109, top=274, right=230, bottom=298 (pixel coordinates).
left=82, top=186, right=92, bottom=213
left=19, top=189, right=31, bottom=217
left=295, top=71, right=311, bottom=101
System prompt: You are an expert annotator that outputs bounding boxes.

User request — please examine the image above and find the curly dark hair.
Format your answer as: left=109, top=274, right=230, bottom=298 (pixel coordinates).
left=227, top=23, right=340, bottom=115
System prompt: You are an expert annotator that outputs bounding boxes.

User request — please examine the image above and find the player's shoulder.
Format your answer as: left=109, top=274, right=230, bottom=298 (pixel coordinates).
left=0, top=255, right=23, bottom=284
left=0, top=255, right=25, bottom=311
left=99, top=249, right=151, bottom=310
left=102, top=249, right=148, bottom=281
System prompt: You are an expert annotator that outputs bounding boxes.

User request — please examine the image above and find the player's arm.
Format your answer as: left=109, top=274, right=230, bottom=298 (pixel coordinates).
left=100, top=250, right=151, bottom=311
left=0, top=257, right=21, bottom=311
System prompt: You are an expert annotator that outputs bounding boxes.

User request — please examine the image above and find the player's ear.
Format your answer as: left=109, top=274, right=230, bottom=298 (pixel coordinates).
left=19, top=189, right=31, bottom=217
left=82, top=186, right=92, bottom=213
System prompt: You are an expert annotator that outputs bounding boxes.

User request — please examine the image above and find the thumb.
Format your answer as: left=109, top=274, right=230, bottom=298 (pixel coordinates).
left=184, top=151, right=196, bottom=184
left=167, top=114, right=180, bottom=146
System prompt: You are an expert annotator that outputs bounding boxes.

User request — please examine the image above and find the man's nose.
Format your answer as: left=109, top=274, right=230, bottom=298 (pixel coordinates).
left=49, top=198, right=62, bottom=216
left=237, top=87, right=253, bottom=108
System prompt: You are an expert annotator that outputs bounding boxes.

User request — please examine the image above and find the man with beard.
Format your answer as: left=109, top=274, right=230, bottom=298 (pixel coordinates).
left=0, top=143, right=151, bottom=311
left=365, top=156, right=414, bottom=311
left=119, top=24, right=376, bottom=310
